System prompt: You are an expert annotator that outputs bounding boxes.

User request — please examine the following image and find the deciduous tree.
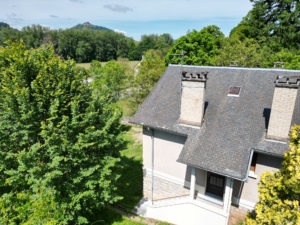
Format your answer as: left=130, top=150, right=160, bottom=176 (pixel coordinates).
left=130, top=50, right=166, bottom=110
left=165, top=25, right=224, bottom=65
left=212, top=37, right=262, bottom=67
left=0, top=41, right=124, bottom=224
left=92, top=61, right=127, bottom=101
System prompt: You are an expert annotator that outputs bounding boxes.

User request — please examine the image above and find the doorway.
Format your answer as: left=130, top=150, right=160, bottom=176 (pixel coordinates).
left=205, top=172, right=225, bottom=200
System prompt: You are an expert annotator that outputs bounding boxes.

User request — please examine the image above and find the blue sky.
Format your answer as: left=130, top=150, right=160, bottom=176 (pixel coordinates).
left=0, top=0, right=253, bottom=40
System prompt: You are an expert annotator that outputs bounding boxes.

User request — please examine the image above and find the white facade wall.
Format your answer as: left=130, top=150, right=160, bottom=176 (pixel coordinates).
left=143, top=128, right=283, bottom=208
left=142, top=128, right=189, bottom=200
left=238, top=153, right=283, bottom=209
left=143, top=128, right=187, bottom=180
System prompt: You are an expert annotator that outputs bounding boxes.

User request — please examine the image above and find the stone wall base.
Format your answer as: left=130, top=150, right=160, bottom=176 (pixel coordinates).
left=143, top=173, right=189, bottom=200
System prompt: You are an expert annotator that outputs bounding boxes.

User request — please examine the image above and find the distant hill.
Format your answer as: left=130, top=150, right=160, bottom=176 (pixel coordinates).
left=71, top=22, right=111, bottom=31
left=0, top=22, right=10, bottom=30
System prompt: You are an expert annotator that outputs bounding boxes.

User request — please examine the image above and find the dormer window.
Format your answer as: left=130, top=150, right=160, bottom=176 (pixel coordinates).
left=228, top=86, right=241, bottom=97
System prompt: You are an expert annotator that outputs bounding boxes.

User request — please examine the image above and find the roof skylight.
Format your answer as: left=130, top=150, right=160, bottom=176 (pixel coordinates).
left=228, top=86, right=241, bottom=97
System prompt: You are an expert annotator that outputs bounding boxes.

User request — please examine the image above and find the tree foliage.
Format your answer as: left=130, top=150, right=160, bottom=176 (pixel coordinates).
left=0, top=41, right=125, bottom=224
left=0, top=22, right=10, bottom=31
left=212, top=37, right=262, bottom=67
left=92, top=61, right=127, bottom=101
left=130, top=50, right=166, bottom=110
left=231, top=0, right=300, bottom=50
left=246, top=125, right=300, bottom=224
left=128, top=33, right=174, bottom=60
left=165, top=25, right=224, bottom=65
left=0, top=23, right=174, bottom=63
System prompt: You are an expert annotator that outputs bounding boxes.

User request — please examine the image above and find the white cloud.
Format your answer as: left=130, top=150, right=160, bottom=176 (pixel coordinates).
left=114, top=29, right=127, bottom=35
left=104, top=4, right=133, bottom=13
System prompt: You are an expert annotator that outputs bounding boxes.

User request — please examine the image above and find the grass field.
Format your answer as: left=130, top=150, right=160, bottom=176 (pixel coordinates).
left=117, top=98, right=135, bottom=117
left=77, top=60, right=140, bottom=71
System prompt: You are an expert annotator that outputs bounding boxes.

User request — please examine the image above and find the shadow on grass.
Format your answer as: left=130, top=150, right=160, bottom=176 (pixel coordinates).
left=115, top=155, right=143, bottom=211
left=88, top=157, right=143, bottom=225
left=88, top=207, right=124, bottom=225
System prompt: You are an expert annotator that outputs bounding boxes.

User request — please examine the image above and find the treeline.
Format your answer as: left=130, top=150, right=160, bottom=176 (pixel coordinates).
left=0, top=23, right=174, bottom=62
left=166, top=0, right=300, bottom=69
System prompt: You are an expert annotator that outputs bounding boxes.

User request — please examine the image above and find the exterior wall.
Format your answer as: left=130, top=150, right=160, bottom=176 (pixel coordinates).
left=184, top=167, right=207, bottom=195
left=143, top=128, right=187, bottom=180
left=142, top=128, right=283, bottom=207
left=142, top=128, right=188, bottom=199
left=267, top=87, right=298, bottom=140
left=238, top=153, right=283, bottom=208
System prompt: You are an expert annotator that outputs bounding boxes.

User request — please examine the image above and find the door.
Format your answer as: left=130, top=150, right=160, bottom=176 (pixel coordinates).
left=206, top=172, right=225, bottom=199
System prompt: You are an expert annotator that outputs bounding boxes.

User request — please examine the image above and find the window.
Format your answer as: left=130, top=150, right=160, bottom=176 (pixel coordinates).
left=249, top=153, right=258, bottom=179
left=228, top=86, right=241, bottom=97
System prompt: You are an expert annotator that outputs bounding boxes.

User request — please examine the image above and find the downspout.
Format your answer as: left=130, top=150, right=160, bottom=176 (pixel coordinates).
left=150, top=127, right=155, bottom=205
left=244, top=149, right=254, bottom=182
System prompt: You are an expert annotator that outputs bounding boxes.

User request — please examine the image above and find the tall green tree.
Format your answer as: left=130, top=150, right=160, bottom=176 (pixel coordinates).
left=0, top=22, right=10, bottom=30
left=130, top=50, right=166, bottom=110
left=246, top=125, right=300, bottom=224
left=212, top=37, right=262, bottom=67
left=231, top=0, right=300, bottom=50
left=165, top=25, right=224, bottom=65
left=21, top=24, right=50, bottom=49
left=92, top=61, right=127, bottom=101
left=0, top=41, right=124, bottom=224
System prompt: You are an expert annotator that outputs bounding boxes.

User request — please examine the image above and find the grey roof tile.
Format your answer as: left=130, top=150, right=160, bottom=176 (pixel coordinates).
left=131, top=65, right=300, bottom=180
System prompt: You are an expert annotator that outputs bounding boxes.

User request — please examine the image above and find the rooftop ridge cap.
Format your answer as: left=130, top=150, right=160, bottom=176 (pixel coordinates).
left=169, top=64, right=300, bottom=73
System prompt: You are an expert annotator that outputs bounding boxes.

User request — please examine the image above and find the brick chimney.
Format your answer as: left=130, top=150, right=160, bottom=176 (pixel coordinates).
left=267, top=75, right=300, bottom=141
left=179, top=71, right=208, bottom=127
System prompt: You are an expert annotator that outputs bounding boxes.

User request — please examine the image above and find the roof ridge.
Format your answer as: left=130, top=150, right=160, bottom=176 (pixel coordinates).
left=169, top=64, right=300, bottom=73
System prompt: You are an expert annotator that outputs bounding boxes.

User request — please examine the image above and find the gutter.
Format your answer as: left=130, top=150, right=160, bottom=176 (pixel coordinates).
left=130, top=121, right=188, bottom=138
left=169, top=64, right=300, bottom=73
left=179, top=161, right=248, bottom=182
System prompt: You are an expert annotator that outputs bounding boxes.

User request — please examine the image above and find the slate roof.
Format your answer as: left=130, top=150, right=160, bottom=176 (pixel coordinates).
left=130, top=65, right=300, bottom=181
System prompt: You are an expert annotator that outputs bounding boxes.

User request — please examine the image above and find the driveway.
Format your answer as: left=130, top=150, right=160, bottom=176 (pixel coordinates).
left=135, top=197, right=228, bottom=225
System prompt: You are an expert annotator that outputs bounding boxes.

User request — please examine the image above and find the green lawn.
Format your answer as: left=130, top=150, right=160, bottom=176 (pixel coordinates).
left=117, top=98, right=135, bottom=117
left=89, top=207, right=145, bottom=225
left=76, top=63, right=91, bottom=69
left=116, top=125, right=143, bottom=210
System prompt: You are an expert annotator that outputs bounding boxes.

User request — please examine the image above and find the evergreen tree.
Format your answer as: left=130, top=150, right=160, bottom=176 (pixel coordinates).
left=231, top=0, right=300, bottom=50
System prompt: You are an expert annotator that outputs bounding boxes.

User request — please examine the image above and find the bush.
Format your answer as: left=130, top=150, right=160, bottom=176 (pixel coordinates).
left=246, top=126, right=300, bottom=224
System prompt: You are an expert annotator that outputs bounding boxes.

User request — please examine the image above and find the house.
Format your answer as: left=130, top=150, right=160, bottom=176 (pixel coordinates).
left=130, top=65, right=300, bottom=225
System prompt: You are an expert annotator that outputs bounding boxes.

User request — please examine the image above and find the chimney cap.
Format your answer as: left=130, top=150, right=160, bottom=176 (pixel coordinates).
left=182, top=71, right=208, bottom=82
left=273, top=62, right=285, bottom=68
left=275, top=75, right=300, bottom=88
left=230, top=61, right=239, bottom=67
